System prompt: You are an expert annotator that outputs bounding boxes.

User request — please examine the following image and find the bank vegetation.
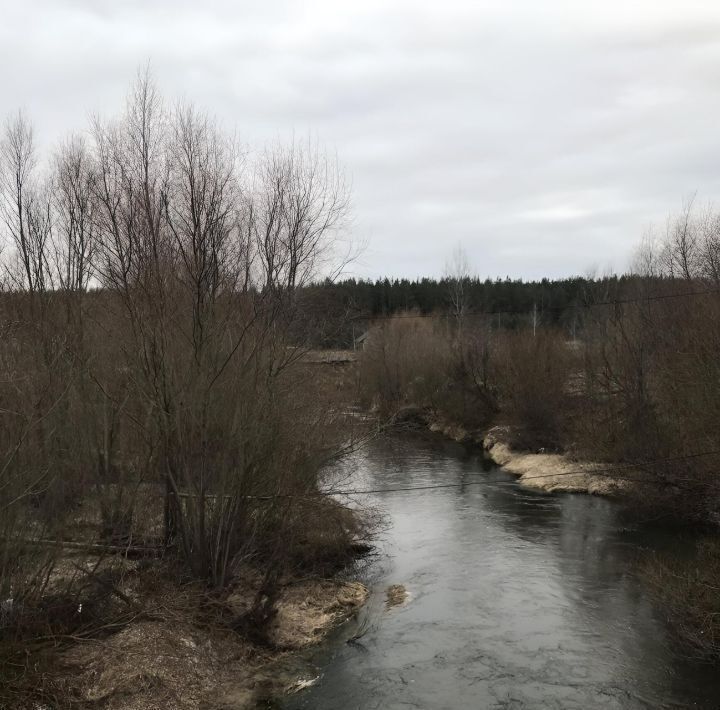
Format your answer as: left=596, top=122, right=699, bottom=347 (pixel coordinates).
left=0, top=72, right=372, bottom=708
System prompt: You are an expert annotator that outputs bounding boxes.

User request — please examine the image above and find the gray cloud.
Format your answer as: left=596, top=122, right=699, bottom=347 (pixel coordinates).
left=3, top=0, right=720, bottom=279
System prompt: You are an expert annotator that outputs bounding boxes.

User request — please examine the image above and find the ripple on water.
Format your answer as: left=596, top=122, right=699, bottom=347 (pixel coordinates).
left=282, top=434, right=720, bottom=710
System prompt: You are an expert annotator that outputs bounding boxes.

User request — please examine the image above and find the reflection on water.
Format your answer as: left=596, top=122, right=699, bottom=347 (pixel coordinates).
left=282, top=433, right=720, bottom=710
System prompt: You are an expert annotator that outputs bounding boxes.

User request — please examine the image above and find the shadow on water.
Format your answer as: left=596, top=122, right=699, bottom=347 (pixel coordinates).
left=279, top=433, right=720, bottom=710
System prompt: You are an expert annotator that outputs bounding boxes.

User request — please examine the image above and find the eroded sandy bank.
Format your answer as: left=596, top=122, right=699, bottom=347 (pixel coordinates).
left=483, top=428, right=629, bottom=496
left=419, top=414, right=628, bottom=497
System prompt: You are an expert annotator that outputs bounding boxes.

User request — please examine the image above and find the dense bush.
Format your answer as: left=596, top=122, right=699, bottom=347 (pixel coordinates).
left=491, top=329, right=576, bottom=450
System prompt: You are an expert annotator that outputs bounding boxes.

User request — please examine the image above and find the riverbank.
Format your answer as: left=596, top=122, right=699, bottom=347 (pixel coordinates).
left=482, top=426, right=630, bottom=496
left=404, top=411, right=626, bottom=497
left=47, top=562, right=368, bottom=709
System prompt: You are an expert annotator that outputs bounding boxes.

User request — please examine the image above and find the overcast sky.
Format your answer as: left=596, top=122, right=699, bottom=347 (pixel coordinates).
left=3, top=0, right=720, bottom=280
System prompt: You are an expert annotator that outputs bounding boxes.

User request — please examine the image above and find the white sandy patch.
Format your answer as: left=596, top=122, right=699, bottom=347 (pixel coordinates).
left=486, top=441, right=629, bottom=496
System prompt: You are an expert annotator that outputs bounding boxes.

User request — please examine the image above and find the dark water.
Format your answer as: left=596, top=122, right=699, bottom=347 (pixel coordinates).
left=282, top=434, right=720, bottom=710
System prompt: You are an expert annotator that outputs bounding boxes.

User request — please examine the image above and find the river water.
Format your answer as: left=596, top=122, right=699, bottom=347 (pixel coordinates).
left=281, top=433, right=720, bottom=710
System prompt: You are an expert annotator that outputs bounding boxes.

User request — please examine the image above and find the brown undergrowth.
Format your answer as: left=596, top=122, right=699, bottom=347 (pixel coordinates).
left=1, top=554, right=369, bottom=710
left=641, top=540, right=720, bottom=662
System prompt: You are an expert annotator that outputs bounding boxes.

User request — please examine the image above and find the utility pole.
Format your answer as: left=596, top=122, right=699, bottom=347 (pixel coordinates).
left=532, top=302, right=538, bottom=337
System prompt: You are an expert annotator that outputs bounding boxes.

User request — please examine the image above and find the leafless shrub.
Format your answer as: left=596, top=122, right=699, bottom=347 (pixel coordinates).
left=359, top=314, right=452, bottom=414
left=358, top=313, right=498, bottom=430
left=575, top=201, right=720, bottom=517
left=0, top=69, right=364, bottom=703
left=642, top=540, right=720, bottom=660
left=491, top=329, right=575, bottom=450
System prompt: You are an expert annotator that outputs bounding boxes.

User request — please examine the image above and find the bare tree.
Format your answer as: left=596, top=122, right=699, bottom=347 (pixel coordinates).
left=253, top=138, right=350, bottom=294
left=0, top=111, right=52, bottom=293
left=696, top=203, right=720, bottom=283
left=661, top=196, right=700, bottom=280
left=85, top=72, right=357, bottom=586
left=0, top=70, right=361, bottom=611
left=52, top=135, right=97, bottom=292
left=444, top=242, right=471, bottom=323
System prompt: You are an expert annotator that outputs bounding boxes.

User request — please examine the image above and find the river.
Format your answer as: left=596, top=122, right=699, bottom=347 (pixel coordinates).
left=280, top=433, right=720, bottom=709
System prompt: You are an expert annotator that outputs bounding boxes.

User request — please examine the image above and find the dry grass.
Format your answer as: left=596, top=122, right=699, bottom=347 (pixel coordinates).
left=484, top=427, right=629, bottom=496
left=642, top=540, right=720, bottom=661
left=384, top=584, right=409, bottom=610
left=52, top=567, right=368, bottom=710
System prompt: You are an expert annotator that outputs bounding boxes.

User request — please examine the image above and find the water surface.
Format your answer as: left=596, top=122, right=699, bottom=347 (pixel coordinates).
left=283, top=434, right=720, bottom=710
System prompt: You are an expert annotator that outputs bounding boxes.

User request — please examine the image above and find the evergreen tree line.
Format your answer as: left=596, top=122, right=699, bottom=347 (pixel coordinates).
left=302, top=273, right=683, bottom=346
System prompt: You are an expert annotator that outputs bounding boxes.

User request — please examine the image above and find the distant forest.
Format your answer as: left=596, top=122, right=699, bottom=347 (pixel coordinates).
left=304, top=274, right=650, bottom=345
